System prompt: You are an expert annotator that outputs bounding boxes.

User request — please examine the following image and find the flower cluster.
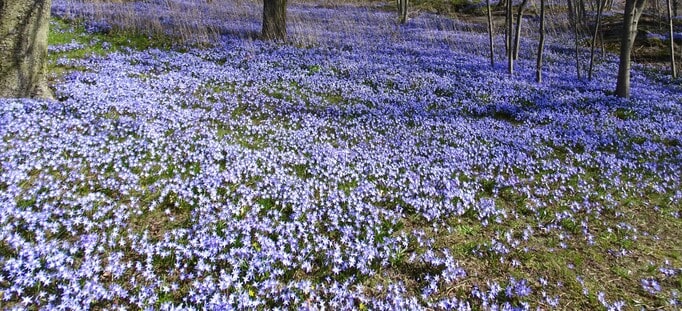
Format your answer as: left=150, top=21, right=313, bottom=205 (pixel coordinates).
left=47, top=39, right=85, bottom=53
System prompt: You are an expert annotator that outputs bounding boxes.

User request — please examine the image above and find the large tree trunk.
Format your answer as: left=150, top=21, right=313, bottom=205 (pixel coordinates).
left=262, top=0, right=287, bottom=40
left=615, top=0, right=646, bottom=98
left=0, top=0, right=53, bottom=99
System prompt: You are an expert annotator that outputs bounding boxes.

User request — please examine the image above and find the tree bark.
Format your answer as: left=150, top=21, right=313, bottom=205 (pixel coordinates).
left=588, top=0, right=605, bottom=80
left=573, top=2, right=582, bottom=80
left=262, top=0, right=287, bottom=40
left=536, top=0, right=545, bottom=83
left=615, top=0, right=646, bottom=98
left=0, top=0, right=53, bottom=99
left=668, top=0, right=677, bottom=78
left=574, top=3, right=582, bottom=80
left=578, top=0, right=587, bottom=23
left=567, top=0, right=576, bottom=27
left=507, top=0, right=514, bottom=75
left=487, top=0, right=495, bottom=67
left=513, top=0, right=528, bottom=60
left=504, top=0, right=509, bottom=54
left=600, top=26, right=605, bottom=58
left=398, top=0, right=408, bottom=24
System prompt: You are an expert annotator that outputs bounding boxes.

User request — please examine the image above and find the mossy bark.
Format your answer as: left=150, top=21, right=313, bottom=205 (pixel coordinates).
left=0, top=0, right=53, bottom=99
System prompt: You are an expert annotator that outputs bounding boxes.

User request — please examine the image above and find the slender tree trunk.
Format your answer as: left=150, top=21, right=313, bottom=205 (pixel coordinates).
left=589, top=0, right=605, bottom=80
left=504, top=1, right=510, bottom=54
left=567, top=0, right=576, bottom=27
left=600, top=23, right=605, bottom=58
left=398, top=0, right=408, bottom=24
left=616, top=0, right=647, bottom=98
left=0, top=0, right=53, bottom=99
left=513, top=0, right=528, bottom=60
left=507, top=0, right=514, bottom=75
left=487, top=0, right=495, bottom=67
left=652, top=0, right=660, bottom=16
left=574, top=3, right=582, bottom=80
left=537, top=0, right=546, bottom=83
left=262, top=0, right=287, bottom=40
left=578, top=0, right=587, bottom=22
left=668, top=0, right=678, bottom=78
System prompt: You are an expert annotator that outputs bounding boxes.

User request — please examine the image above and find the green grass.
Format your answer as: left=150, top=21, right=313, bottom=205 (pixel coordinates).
left=48, top=17, right=177, bottom=78
left=406, top=176, right=680, bottom=308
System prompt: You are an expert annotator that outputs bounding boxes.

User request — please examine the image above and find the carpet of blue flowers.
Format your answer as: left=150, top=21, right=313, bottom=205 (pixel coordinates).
left=1, top=0, right=681, bottom=310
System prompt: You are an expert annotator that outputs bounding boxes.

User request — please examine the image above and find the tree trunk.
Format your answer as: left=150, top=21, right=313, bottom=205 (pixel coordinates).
left=668, top=0, right=677, bottom=78
left=588, top=0, right=605, bottom=80
left=574, top=2, right=582, bottom=80
left=262, top=0, right=287, bottom=40
left=0, top=0, right=53, bottom=99
left=578, top=0, right=587, bottom=23
left=487, top=0, right=495, bottom=67
left=567, top=0, right=576, bottom=27
left=600, top=27, right=605, bottom=58
left=615, top=0, right=646, bottom=98
left=398, top=0, right=408, bottom=24
left=513, top=0, right=528, bottom=60
left=537, top=0, right=546, bottom=83
left=504, top=1, right=509, bottom=54
left=507, top=0, right=514, bottom=75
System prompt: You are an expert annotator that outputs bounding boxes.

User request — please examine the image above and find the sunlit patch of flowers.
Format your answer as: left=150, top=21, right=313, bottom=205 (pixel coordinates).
left=48, top=39, right=85, bottom=53
left=1, top=0, right=681, bottom=309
